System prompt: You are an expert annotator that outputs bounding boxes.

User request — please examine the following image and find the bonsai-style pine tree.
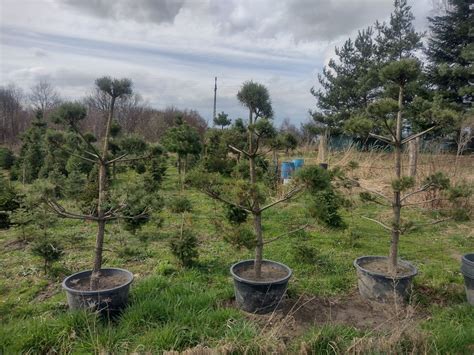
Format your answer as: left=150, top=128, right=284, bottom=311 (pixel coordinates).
left=213, top=111, right=232, bottom=130
left=359, top=59, right=452, bottom=275
left=191, top=81, right=304, bottom=278
left=47, top=77, right=151, bottom=289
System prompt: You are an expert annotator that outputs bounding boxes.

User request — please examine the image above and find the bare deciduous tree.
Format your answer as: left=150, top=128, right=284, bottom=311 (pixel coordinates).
left=29, top=79, right=61, bottom=117
left=0, top=84, right=28, bottom=145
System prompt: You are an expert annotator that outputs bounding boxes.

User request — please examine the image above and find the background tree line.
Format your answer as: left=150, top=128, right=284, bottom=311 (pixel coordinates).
left=0, top=79, right=207, bottom=147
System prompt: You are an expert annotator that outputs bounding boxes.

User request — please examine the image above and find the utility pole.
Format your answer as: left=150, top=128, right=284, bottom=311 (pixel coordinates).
left=213, top=77, right=217, bottom=124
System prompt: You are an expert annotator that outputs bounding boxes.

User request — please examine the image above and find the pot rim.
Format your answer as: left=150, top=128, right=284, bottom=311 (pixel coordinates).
left=230, top=259, right=292, bottom=285
left=462, top=253, right=474, bottom=265
left=62, top=267, right=134, bottom=295
left=353, top=255, right=418, bottom=280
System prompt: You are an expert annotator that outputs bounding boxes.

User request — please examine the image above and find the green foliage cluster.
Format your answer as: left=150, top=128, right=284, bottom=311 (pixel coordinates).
left=223, top=226, right=256, bottom=250
left=297, top=166, right=346, bottom=229
left=168, top=196, right=193, bottom=214
left=169, top=230, right=199, bottom=267
left=0, top=176, right=18, bottom=229
left=225, top=205, right=248, bottom=225
left=31, top=238, right=64, bottom=273
left=0, top=147, right=15, bottom=169
left=213, top=111, right=231, bottom=129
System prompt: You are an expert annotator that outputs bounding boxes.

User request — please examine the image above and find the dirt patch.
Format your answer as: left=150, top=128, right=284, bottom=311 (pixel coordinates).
left=236, top=264, right=288, bottom=282
left=68, top=273, right=129, bottom=291
left=362, top=259, right=413, bottom=276
left=227, top=291, right=420, bottom=341
left=3, top=238, right=29, bottom=251
left=35, top=282, right=59, bottom=302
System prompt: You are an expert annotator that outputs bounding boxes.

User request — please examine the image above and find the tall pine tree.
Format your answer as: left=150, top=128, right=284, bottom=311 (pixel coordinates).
left=426, top=0, right=472, bottom=108
left=312, top=27, right=379, bottom=136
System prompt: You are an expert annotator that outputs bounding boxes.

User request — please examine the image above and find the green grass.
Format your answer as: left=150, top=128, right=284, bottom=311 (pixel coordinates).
left=1, top=162, right=473, bottom=353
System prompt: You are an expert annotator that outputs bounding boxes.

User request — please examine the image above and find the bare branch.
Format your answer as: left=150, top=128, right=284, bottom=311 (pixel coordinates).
left=382, top=118, right=396, bottom=140
left=264, top=224, right=309, bottom=245
left=347, top=178, right=391, bottom=202
left=259, top=186, right=303, bottom=212
left=401, top=126, right=436, bottom=145
left=201, top=189, right=252, bottom=213
left=46, top=199, right=98, bottom=221
left=369, top=132, right=394, bottom=145
left=407, top=217, right=452, bottom=230
left=69, top=123, right=104, bottom=163
left=361, top=216, right=392, bottom=231
left=49, top=140, right=98, bottom=164
left=104, top=207, right=150, bottom=221
left=108, top=154, right=151, bottom=165
left=402, top=198, right=444, bottom=207
left=228, top=144, right=250, bottom=158
left=401, top=184, right=431, bottom=202
left=106, top=153, right=128, bottom=165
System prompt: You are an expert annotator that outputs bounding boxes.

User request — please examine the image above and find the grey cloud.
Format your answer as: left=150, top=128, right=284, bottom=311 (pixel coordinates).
left=60, top=0, right=185, bottom=24
left=279, top=0, right=394, bottom=41
left=58, top=0, right=397, bottom=41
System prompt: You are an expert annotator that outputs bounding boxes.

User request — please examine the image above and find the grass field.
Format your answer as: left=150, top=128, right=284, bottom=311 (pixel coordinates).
left=1, top=151, right=473, bottom=354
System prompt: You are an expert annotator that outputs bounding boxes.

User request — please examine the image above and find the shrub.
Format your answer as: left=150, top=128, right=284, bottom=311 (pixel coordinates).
left=169, top=229, right=199, bottom=267
left=169, top=196, right=193, bottom=214
left=0, top=147, right=15, bottom=169
left=0, top=176, right=19, bottom=229
left=31, top=238, right=64, bottom=273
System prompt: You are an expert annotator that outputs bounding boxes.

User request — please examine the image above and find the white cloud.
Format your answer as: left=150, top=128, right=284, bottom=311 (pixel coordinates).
left=0, top=0, right=432, bottom=125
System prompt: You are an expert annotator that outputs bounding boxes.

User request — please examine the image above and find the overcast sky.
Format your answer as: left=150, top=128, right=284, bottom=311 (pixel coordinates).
left=0, top=0, right=435, bottom=126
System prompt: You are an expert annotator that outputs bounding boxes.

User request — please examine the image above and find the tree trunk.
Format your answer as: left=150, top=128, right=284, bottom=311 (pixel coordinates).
left=318, top=129, right=328, bottom=163
left=408, top=137, right=419, bottom=177
left=254, top=212, right=263, bottom=276
left=389, top=85, right=403, bottom=276
left=90, top=96, right=115, bottom=290
left=248, top=109, right=263, bottom=278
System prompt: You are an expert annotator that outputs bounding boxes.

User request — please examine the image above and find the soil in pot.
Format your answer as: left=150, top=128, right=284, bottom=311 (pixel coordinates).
left=236, top=263, right=289, bottom=282
left=69, top=273, right=130, bottom=291
left=362, top=259, right=413, bottom=277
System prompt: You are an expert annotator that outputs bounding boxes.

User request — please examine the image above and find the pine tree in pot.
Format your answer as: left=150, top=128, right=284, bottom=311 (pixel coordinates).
left=46, top=77, right=153, bottom=314
left=351, top=59, right=455, bottom=303
left=189, top=81, right=307, bottom=314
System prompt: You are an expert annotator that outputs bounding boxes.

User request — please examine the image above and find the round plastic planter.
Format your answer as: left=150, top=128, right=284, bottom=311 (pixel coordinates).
left=461, top=253, right=474, bottom=305
left=62, top=268, right=134, bottom=315
left=354, top=256, right=417, bottom=303
left=230, top=259, right=292, bottom=314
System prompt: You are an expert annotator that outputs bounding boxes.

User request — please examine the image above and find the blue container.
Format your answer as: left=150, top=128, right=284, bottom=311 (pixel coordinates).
left=281, top=161, right=295, bottom=179
left=292, top=158, right=304, bottom=171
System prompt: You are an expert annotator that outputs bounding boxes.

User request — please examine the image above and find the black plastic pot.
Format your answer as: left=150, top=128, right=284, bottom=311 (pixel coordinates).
left=461, top=253, right=474, bottom=305
left=319, top=163, right=328, bottom=170
left=62, top=268, right=134, bottom=314
left=230, top=259, right=292, bottom=314
left=354, top=256, right=417, bottom=303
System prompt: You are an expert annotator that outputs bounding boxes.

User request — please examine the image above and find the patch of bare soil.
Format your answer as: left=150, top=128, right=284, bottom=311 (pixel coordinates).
left=3, top=238, right=29, bottom=251
left=362, top=259, right=412, bottom=276
left=236, top=264, right=288, bottom=282
left=35, top=282, right=59, bottom=302
left=68, top=273, right=129, bottom=291
left=226, top=291, right=420, bottom=342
